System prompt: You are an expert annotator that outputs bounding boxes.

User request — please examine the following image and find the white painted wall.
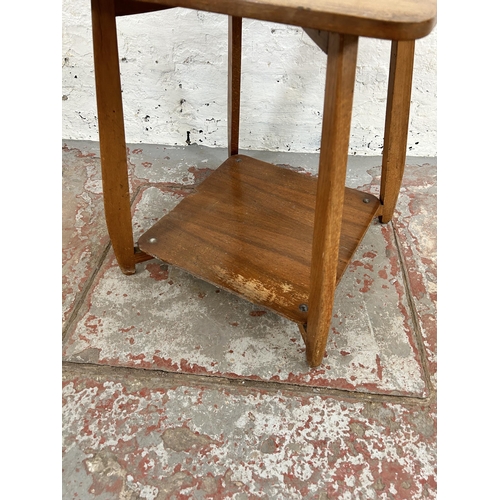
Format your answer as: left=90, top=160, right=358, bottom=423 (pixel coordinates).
left=62, top=2, right=437, bottom=156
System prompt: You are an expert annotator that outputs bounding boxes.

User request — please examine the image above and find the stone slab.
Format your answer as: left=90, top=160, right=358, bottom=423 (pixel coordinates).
left=63, top=181, right=428, bottom=397
left=62, top=365, right=437, bottom=499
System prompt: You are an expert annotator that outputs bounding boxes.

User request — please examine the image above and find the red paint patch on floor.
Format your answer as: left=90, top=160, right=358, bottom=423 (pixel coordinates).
left=250, top=310, right=267, bottom=317
left=360, top=275, right=374, bottom=293
left=376, top=354, right=383, bottom=379
left=145, top=262, right=169, bottom=281
left=378, top=269, right=388, bottom=279
left=188, top=165, right=214, bottom=184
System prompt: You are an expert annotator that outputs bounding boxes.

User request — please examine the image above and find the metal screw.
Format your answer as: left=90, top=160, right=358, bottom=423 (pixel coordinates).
left=149, top=237, right=157, bottom=244
left=235, top=158, right=241, bottom=162
left=363, top=198, right=370, bottom=204
left=299, top=304, right=308, bottom=312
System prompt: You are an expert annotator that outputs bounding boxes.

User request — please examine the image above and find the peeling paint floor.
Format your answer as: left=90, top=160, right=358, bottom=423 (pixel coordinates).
left=62, top=141, right=437, bottom=499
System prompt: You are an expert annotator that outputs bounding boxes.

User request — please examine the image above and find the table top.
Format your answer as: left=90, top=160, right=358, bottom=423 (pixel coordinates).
left=130, top=0, right=436, bottom=40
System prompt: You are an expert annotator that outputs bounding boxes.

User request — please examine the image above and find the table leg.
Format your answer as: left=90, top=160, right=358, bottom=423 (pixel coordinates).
left=305, top=33, right=359, bottom=368
left=228, top=16, right=242, bottom=156
left=380, top=40, right=415, bottom=223
left=91, top=0, right=136, bottom=275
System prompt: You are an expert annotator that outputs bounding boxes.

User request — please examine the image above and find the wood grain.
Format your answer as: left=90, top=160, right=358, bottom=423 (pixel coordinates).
left=138, top=155, right=380, bottom=324
left=306, top=33, right=359, bottom=368
left=134, top=247, right=155, bottom=264
left=228, top=16, right=242, bottom=156
left=303, top=28, right=329, bottom=54
left=128, top=0, right=436, bottom=40
left=115, top=0, right=172, bottom=16
left=92, top=0, right=136, bottom=275
left=380, top=40, right=415, bottom=223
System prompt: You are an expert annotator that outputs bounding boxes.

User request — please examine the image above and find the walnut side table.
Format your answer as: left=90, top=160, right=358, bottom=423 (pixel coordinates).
left=90, top=0, right=436, bottom=367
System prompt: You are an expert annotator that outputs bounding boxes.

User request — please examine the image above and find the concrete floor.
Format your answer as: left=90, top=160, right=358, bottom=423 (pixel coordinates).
left=62, top=140, right=437, bottom=499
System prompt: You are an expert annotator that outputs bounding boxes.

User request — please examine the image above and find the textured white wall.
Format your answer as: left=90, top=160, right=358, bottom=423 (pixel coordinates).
left=62, top=2, right=437, bottom=156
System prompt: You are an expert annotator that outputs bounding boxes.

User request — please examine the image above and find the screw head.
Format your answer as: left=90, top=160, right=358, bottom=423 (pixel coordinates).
left=363, top=198, right=370, bottom=204
left=149, top=237, right=157, bottom=244
left=299, top=303, right=308, bottom=312
left=235, top=158, right=241, bottom=162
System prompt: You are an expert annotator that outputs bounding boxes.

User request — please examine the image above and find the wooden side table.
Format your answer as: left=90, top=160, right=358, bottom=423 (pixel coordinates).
left=90, top=0, right=436, bottom=367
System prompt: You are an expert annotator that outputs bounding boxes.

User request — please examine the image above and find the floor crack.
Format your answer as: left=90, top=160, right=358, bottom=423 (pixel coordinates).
left=62, top=183, right=144, bottom=345
left=391, top=219, right=435, bottom=397
left=62, top=360, right=435, bottom=406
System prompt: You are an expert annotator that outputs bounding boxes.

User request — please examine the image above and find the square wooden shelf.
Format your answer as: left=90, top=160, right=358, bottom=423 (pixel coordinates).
left=138, top=154, right=381, bottom=324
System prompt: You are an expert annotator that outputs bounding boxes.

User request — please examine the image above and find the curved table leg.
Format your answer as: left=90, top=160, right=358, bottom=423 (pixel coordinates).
left=380, top=40, right=415, bottom=224
left=92, top=0, right=136, bottom=275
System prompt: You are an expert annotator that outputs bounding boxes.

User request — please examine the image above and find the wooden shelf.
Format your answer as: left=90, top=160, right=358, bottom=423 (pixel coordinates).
left=138, top=155, right=381, bottom=324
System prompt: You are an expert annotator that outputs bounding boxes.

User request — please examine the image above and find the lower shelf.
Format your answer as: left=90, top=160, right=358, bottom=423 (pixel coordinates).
left=138, top=154, right=381, bottom=323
